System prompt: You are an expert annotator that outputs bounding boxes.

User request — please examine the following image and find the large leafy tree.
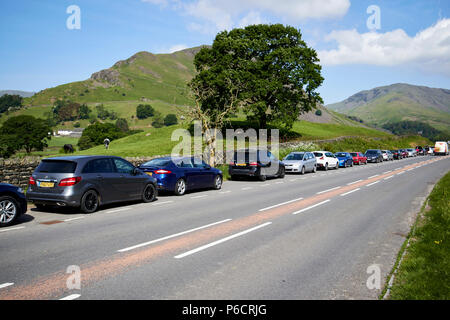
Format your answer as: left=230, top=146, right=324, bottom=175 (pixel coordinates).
left=78, top=122, right=126, bottom=150
left=191, top=24, right=324, bottom=130
left=0, top=94, right=23, bottom=114
left=0, top=115, right=52, bottom=154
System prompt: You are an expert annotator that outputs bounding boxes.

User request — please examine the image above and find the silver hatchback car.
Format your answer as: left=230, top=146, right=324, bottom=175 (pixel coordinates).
left=283, top=152, right=317, bottom=174
left=26, top=156, right=158, bottom=213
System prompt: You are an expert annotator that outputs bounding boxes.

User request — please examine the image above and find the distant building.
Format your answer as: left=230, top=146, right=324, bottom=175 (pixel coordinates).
left=55, top=128, right=84, bottom=138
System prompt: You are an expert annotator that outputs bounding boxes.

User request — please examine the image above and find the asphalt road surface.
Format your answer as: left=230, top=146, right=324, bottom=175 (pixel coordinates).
left=0, top=155, right=449, bottom=300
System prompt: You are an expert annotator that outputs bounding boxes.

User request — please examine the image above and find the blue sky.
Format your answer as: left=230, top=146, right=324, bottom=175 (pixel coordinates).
left=0, top=0, right=449, bottom=104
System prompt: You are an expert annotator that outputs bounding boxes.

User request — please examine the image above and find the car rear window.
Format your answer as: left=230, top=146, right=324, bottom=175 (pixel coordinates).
left=37, top=160, right=77, bottom=173
left=285, top=153, right=304, bottom=160
left=313, top=152, right=323, bottom=157
left=335, top=153, right=347, bottom=157
left=142, top=159, right=171, bottom=167
left=350, top=153, right=358, bottom=157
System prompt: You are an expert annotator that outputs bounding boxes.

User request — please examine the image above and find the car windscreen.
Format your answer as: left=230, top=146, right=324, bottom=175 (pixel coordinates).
left=365, top=150, right=377, bottom=154
left=142, top=159, right=171, bottom=167
left=285, top=153, right=304, bottom=161
left=37, top=160, right=77, bottom=173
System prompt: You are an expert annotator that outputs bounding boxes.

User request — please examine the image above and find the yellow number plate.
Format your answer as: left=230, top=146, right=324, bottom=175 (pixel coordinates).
left=146, top=172, right=153, bottom=176
left=236, top=164, right=247, bottom=166
left=40, top=182, right=55, bottom=188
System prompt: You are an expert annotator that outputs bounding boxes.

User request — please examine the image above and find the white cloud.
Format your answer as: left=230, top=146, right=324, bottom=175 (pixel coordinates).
left=143, top=0, right=351, bottom=33
left=168, top=44, right=189, bottom=53
left=318, top=19, right=450, bottom=74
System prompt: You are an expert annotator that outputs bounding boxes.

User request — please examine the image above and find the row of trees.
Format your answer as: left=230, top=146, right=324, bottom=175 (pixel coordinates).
left=0, top=115, right=52, bottom=158
left=382, top=121, right=448, bottom=141
left=0, top=94, right=23, bottom=115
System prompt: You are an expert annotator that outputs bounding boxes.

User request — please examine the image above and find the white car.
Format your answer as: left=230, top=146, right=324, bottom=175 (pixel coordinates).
left=313, top=151, right=339, bottom=171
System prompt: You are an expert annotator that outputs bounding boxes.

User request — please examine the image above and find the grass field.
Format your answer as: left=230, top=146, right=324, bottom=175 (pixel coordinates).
left=387, top=171, right=450, bottom=300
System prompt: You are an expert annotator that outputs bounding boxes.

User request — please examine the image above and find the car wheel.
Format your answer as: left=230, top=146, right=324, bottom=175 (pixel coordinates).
left=324, top=163, right=328, bottom=171
left=313, top=165, right=317, bottom=173
left=0, top=196, right=20, bottom=227
left=80, top=190, right=99, bottom=214
left=213, top=175, right=223, bottom=190
left=174, top=179, right=186, bottom=196
left=278, top=167, right=285, bottom=179
left=142, top=184, right=157, bottom=203
left=335, top=163, right=339, bottom=170
left=301, top=166, right=305, bottom=175
left=350, top=161, right=353, bottom=167
left=258, top=174, right=267, bottom=182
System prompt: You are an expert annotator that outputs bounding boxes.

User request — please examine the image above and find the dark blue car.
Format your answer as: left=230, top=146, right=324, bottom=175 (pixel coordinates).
left=335, top=152, right=354, bottom=168
left=139, top=157, right=223, bottom=196
left=0, top=183, right=28, bottom=227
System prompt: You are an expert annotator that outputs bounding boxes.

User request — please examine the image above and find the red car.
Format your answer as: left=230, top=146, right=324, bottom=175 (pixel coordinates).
left=350, top=152, right=367, bottom=165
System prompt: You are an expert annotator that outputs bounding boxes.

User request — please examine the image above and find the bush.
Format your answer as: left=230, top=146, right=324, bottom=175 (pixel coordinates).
left=74, top=122, right=81, bottom=128
left=164, top=114, right=178, bottom=126
left=78, top=122, right=126, bottom=150
left=152, top=112, right=164, bottom=128
left=115, top=118, right=129, bottom=132
left=136, top=104, right=155, bottom=119
left=315, top=109, right=322, bottom=116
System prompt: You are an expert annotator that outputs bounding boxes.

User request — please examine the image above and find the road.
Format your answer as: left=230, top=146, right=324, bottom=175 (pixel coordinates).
left=0, top=155, right=448, bottom=300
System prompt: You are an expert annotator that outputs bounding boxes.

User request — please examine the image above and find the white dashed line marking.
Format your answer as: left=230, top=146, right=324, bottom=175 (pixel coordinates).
left=174, top=222, right=272, bottom=259
left=259, top=197, right=304, bottom=212
left=347, top=180, right=363, bottom=185
left=0, top=226, right=25, bottom=233
left=0, top=283, right=14, bottom=289
left=191, top=195, right=208, bottom=199
left=366, top=181, right=381, bottom=187
left=293, top=200, right=331, bottom=215
left=63, top=217, right=85, bottom=222
left=152, top=201, right=174, bottom=206
left=118, top=219, right=232, bottom=253
left=59, top=294, right=81, bottom=300
left=316, top=186, right=341, bottom=195
left=106, top=208, right=131, bottom=214
left=340, top=188, right=361, bottom=196
left=368, top=175, right=379, bottom=179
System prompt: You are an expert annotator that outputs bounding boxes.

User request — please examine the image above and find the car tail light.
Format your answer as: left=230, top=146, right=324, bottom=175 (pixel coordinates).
left=154, top=170, right=172, bottom=174
left=59, top=177, right=82, bottom=187
left=29, top=176, right=36, bottom=185
left=249, top=162, right=258, bottom=167
left=320, top=157, right=324, bottom=160
left=229, top=161, right=235, bottom=166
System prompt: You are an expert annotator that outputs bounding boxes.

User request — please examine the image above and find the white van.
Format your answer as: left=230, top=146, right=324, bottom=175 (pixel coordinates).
left=434, top=141, right=449, bottom=156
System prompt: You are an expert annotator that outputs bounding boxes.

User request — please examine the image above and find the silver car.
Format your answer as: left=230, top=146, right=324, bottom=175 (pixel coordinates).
left=283, top=152, right=317, bottom=174
left=26, top=156, right=158, bottom=213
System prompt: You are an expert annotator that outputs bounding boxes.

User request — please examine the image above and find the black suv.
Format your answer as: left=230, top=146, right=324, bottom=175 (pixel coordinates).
left=365, top=149, right=383, bottom=163
left=229, top=149, right=285, bottom=181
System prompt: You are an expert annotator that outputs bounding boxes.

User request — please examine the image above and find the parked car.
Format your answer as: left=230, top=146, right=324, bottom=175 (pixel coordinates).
left=381, top=150, right=394, bottom=161
left=0, top=183, right=28, bottom=227
left=365, top=150, right=383, bottom=163
left=350, top=152, right=367, bottom=165
left=229, top=149, right=285, bottom=181
left=427, top=147, right=435, bottom=155
left=139, top=157, right=223, bottom=196
left=399, top=149, right=409, bottom=158
left=434, top=141, right=449, bottom=156
left=390, top=150, right=403, bottom=160
left=26, top=156, right=158, bottom=213
left=335, top=152, right=354, bottom=168
left=283, top=152, right=317, bottom=174
left=406, top=148, right=417, bottom=157
left=415, top=146, right=425, bottom=156
left=313, top=151, right=339, bottom=171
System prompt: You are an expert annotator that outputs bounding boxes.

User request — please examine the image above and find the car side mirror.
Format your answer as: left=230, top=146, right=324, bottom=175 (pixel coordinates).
left=132, top=168, right=140, bottom=175
left=205, top=165, right=211, bottom=170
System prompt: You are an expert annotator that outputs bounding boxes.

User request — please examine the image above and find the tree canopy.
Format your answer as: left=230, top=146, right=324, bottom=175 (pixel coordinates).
left=190, top=24, right=324, bottom=130
left=0, top=94, right=23, bottom=114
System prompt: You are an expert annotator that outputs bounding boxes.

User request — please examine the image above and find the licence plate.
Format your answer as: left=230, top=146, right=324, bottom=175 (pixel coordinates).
left=146, top=172, right=153, bottom=176
left=236, top=164, right=247, bottom=167
left=39, top=182, right=55, bottom=188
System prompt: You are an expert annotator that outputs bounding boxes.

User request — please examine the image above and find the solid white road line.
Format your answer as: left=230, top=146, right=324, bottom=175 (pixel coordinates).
left=191, top=195, right=208, bottom=199
left=0, top=226, right=25, bottom=233
left=174, top=222, right=272, bottom=259
left=366, top=181, right=381, bottom=187
left=118, top=219, right=232, bottom=253
left=368, top=174, right=379, bottom=179
left=292, top=200, right=331, bottom=215
left=152, top=201, right=174, bottom=206
left=316, top=186, right=341, bottom=195
left=59, top=294, right=81, bottom=300
left=259, top=198, right=304, bottom=212
left=106, top=208, right=131, bottom=214
left=347, top=179, right=363, bottom=185
left=0, top=283, right=14, bottom=289
left=63, top=217, right=85, bottom=222
left=340, top=188, right=361, bottom=196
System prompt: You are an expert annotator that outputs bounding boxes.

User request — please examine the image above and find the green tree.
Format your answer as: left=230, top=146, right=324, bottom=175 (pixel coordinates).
left=191, top=24, right=323, bottom=130
left=0, top=134, right=20, bottom=158
left=0, top=94, right=23, bottom=114
left=115, top=118, right=129, bottom=132
left=151, top=111, right=164, bottom=128
left=0, top=115, right=52, bottom=154
left=78, top=122, right=126, bottom=150
left=164, top=114, right=178, bottom=126
left=79, top=104, right=91, bottom=120
left=136, top=104, right=155, bottom=119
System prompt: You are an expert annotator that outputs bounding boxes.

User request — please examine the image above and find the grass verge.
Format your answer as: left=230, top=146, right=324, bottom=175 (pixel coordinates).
left=383, top=171, right=450, bottom=300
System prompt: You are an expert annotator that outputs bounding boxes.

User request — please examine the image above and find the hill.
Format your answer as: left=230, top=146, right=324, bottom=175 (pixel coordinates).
left=25, top=47, right=207, bottom=106
left=326, top=83, right=450, bottom=134
left=1, top=90, right=35, bottom=98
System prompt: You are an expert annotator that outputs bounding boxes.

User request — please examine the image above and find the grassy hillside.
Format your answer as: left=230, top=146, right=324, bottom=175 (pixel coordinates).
left=327, top=83, right=450, bottom=134
left=24, top=47, right=203, bottom=106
